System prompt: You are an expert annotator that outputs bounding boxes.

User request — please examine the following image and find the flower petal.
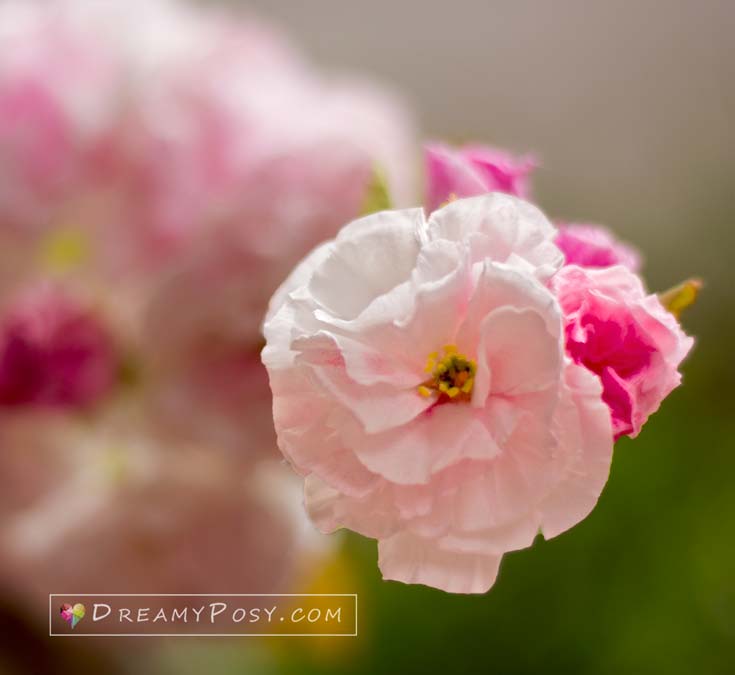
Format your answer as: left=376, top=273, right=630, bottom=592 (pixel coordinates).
left=378, top=531, right=502, bottom=594
left=427, top=193, right=563, bottom=280
left=346, top=403, right=501, bottom=485
left=539, top=363, right=614, bottom=538
left=307, top=208, right=426, bottom=320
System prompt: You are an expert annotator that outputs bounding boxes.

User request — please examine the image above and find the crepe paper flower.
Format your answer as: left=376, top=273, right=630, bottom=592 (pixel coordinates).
left=0, top=284, right=117, bottom=408
left=552, top=265, right=694, bottom=439
left=555, top=223, right=641, bottom=271
left=263, top=193, right=614, bottom=594
left=424, top=142, right=537, bottom=212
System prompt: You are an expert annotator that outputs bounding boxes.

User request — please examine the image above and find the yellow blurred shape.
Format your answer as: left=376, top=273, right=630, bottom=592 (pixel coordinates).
left=39, top=226, right=90, bottom=272
left=658, top=278, right=703, bottom=319
left=360, top=164, right=392, bottom=216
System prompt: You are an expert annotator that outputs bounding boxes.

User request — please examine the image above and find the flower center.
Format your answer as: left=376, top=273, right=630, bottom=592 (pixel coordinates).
left=418, top=345, right=476, bottom=402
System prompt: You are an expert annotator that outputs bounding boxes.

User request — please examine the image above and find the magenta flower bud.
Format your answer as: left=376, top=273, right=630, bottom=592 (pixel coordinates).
left=425, top=142, right=537, bottom=212
left=0, top=285, right=117, bottom=408
left=555, top=223, right=641, bottom=271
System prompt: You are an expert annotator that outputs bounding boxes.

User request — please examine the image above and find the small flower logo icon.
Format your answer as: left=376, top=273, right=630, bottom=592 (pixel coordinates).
left=59, top=603, right=86, bottom=629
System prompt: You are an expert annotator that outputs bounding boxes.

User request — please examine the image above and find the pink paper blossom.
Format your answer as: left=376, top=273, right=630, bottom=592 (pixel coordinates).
left=552, top=265, right=693, bottom=439
left=0, top=284, right=117, bottom=408
left=556, top=223, right=641, bottom=271
left=425, top=142, right=536, bottom=212
left=263, top=194, right=613, bottom=593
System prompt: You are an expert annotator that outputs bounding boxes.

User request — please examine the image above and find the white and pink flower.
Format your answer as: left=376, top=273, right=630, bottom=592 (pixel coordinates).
left=263, top=194, right=614, bottom=593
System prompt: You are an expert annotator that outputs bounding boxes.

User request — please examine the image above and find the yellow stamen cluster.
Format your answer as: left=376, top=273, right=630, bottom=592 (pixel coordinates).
left=418, top=345, right=476, bottom=401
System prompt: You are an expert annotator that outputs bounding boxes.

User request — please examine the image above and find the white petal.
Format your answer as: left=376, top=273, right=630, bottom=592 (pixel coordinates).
left=455, top=261, right=561, bottom=355
left=264, top=240, right=334, bottom=327
left=308, top=208, right=426, bottom=320
left=427, top=193, right=563, bottom=281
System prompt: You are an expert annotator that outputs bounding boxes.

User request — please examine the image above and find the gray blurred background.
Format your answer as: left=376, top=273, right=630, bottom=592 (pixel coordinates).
left=234, top=0, right=733, bottom=303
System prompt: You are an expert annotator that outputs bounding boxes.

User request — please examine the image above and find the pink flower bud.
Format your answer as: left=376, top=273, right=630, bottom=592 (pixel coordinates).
left=425, top=142, right=536, bottom=212
left=555, top=223, right=641, bottom=271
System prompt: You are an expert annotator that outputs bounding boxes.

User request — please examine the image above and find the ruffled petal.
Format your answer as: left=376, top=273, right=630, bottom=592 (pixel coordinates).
left=304, top=474, right=397, bottom=539
left=346, top=402, right=501, bottom=485
left=307, top=208, right=426, bottom=320
left=475, top=306, right=562, bottom=398
left=378, top=531, right=502, bottom=594
left=427, top=193, right=563, bottom=281
left=539, top=363, right=614, bottom=538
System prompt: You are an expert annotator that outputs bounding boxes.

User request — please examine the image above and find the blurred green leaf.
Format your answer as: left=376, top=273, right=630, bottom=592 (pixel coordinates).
left=360, top=165, right=392, bottom=216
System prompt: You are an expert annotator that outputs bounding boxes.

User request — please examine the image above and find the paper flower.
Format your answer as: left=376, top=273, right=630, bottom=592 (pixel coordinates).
left=263, top=194, right=613, bottom=593
left=552, top=265, right=694, bottom=439
left=556, top=223, right=641, bottom=271
left=425, top=142, right=537, bottom=212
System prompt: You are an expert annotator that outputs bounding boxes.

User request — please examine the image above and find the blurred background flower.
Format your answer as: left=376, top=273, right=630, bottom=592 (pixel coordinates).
left=0, top=0, right=415, bottom=671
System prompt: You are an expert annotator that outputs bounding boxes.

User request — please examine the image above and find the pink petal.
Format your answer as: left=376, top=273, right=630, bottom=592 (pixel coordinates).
left=378, top=531, right=502, bottom=594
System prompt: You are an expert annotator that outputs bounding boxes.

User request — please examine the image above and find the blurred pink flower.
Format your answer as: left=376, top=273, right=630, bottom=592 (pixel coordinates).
left=0, top=284, right=117, bottom=408
left=0, top=0, right=416, bottom=279
left=140, top=240, right=284, bottom=457
left=424, top=142, right=536, bottom=212
left=556, top=223, right=641, bottom=271
left=263, top=194, right=613, bottom=593
left=552, top=265, right=693, bottom=439
left=0, top=0, right=415, bottom=606
left=0, top=0, right=416, bottom=455
left=0, top=410, right=76, bottom=515
left=0, top=411, right=330, bottom=605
